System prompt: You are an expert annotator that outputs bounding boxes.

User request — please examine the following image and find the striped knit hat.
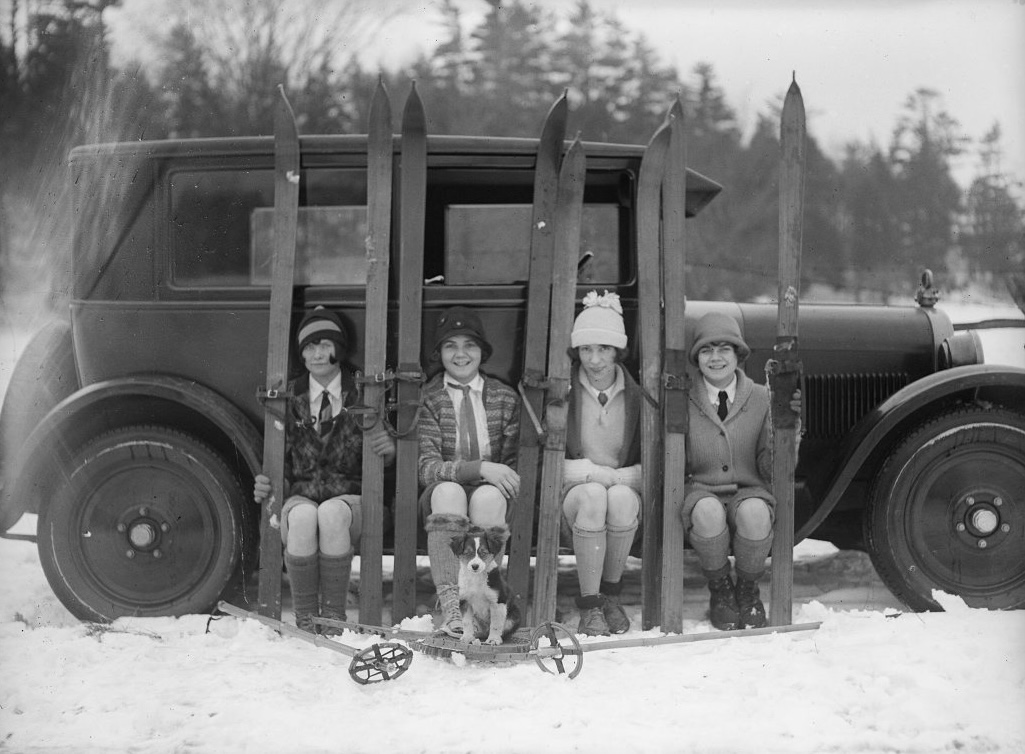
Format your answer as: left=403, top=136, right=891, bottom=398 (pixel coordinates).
left=295, top=307, right=348, bottom=360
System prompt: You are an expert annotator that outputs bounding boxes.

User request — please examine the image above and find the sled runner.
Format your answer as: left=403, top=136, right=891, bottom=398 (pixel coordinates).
left=218, top=602, right=413, bottom=685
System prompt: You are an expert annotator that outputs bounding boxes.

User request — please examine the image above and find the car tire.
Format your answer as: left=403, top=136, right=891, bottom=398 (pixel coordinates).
left=38, top=425, right=245, bottom=621
left=865, top=404, right=1025, bottom=611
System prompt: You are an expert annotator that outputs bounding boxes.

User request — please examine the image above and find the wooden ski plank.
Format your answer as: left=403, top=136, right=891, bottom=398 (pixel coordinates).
left=769, top=77, right=806, bottom=627
left=359, top=80, right=393, bottom=626
left=636, top=121, right=671, bottom=631
left=257, top=87, right=300, bottom=619
left=390, top=84, right=427, bottom=622
left=531, top=138, right=586, bottom=626
left=660, top=100, right=688, bottom=634
left=507, top=93, right=568, bottom=613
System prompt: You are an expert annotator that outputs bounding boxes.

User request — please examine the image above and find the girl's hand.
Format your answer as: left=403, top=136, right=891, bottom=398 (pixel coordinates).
left=790, top=388, right=802, bottom=415
left=367, top=425, right=396, bottom=460
left=480, top=461, right=520, bottom=499
left=253, top=473, right=271, bottom=504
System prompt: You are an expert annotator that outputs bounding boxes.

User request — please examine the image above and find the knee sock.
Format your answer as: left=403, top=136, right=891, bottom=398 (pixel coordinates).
left=733, top=532, right=773, bottom=581
left=284, top=551, right=319, bottom=620
left=602, top=521, right=638, bottom=585
left=572, top=524, right=606, bottom=597
left=319, top=549, right=354, bottom=620
left=425, top=512, right=470, bottom=593
left=688, top=528, right=731, bottom=581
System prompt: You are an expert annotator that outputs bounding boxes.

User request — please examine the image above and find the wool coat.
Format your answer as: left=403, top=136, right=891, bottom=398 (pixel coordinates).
left=417, top=371, right=520, bottom=487
left=283, top=370, right=364, bottom=501
left=684, top=367, right=773, bottom=497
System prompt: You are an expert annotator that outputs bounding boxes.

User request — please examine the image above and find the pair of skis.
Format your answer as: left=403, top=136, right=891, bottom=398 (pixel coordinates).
left=359, top=80, right=428, bottom=625
left=257, top=82, right=427, bottom=627
left=502, top=94, right=587, bottom=626
left=359, top=80, right=426, bottom=624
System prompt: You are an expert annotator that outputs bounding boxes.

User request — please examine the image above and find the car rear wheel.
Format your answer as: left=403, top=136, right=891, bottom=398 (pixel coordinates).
left=38, top=425, right=245, bottom=621
left=866, top=404, right=1025, bottom=611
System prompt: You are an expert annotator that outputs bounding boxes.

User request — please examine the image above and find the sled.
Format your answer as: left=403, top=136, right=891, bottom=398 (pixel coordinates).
left=314, top=616, right=821, bottom=681
left=217, top=602, right=413, bottom=685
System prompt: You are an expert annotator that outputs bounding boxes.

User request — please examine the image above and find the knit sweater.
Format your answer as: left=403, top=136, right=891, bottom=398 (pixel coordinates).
left=566, top=364, right=642, bottom=468
left=684, top=367, right=772, bottom=493
left=283, top=371, right=364, bottom=501
left=418, top=372, right=520, bottom=486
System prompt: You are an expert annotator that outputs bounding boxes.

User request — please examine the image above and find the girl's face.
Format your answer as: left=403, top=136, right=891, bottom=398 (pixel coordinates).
left=302, top=339, right=341, bottom=383
left=440, top=334, right=482, bottom=384
left=578, top=344, right=618, bottom=389
left=697, top=342, right=738, bottom=388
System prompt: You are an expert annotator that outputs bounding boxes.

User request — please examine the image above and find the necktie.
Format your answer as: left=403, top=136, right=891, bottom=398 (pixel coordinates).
left=450, top=383, right=481, bottom=461
left=717, top=391, right=729, bottom=422
left=597, top=391, right=608, bottom=407
left=318, top=391, right=333, bottom=437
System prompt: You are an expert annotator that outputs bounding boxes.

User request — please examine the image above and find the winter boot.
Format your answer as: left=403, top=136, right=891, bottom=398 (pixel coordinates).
left=426, top=513, right=470, bottom=637
left=736, top=573, right=767, bottom=629
left=575, top=594, right=610, bottom=637
left=284, top=551, right=320, bottom=634
left=318, top=549, right=354, bottom=636
left=705, top=568, right=740, bottom=631
left=600, top=579, right=630, bottom=635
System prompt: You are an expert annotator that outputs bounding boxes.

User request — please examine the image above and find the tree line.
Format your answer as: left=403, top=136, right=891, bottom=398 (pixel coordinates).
left=1, top=0, right=1022, bottom=312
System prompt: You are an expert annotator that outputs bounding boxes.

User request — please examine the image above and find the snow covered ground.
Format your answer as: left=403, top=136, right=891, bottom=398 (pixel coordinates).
left=2, top=516, right=1024, bottom=754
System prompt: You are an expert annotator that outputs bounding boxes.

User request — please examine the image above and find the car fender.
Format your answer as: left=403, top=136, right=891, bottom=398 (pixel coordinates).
left=798, top=364, right=1025, bottom=541
left=0, top=374, right=263, bottom=524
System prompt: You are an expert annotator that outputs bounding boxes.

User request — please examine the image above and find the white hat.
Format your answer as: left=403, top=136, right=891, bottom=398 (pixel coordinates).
left=571, top=290, right=627, bottom=349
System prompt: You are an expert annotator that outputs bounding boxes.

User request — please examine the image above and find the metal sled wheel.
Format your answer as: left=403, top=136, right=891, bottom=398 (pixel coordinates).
left=530, top=622, right=583, bottom=679
left=349, top=642, right=414, bottom=684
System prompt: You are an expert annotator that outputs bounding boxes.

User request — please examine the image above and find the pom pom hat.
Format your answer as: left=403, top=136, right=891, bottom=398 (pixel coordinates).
left=431, top=306, right=493, bottom=362
left=296, top=306, right=348, bottom=360
left=571, top=290, right=627, bottom=349
left=688, top=311, right=751, bottom=366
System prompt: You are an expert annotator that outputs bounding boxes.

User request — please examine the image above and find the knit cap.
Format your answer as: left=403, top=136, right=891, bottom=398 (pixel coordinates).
left=431, top=306, right=493, bottom=362
left=688, top=311, right=751, bottom=365
left=571, top=290, right=627, bottom=349
left=295, top=307, right=348, bottom=360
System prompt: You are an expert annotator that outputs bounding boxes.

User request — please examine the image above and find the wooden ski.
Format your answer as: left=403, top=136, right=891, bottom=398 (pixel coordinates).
left=507, top=93, right=568, bottom=614
left=660, top=100, right=688, bottom=634
left=256, top=86, right=300, bottom=619
left=390, top=84, right=428, bottom=621
left=636, top=120, right=671, bottom=630
left=358, top=79, right=393, bottom=626
left=768, top=76, right=806, bottom=627
left=531, top=137, right=586, bottom=626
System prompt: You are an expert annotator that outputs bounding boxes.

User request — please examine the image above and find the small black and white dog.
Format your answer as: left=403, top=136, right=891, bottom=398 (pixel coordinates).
left=450, top=525, right=521, bottom=645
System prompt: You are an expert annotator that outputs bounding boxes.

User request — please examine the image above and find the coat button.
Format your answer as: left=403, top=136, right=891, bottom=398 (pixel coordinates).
left=722, top=464, right=729, bottom=472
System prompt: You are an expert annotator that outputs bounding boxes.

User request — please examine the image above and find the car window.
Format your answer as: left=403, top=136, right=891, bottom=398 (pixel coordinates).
left=444, top=204, right=620, bottom=285
left=169, top=168, right=367, bottom=287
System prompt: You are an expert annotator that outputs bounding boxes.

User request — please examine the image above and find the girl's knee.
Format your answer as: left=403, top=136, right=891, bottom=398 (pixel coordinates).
left=606, top=485, right=640, bottom=528
left=468, top=486, right=507, bottom=526
left=318, top=499, right=353, bottom=532
left=565, top=483, right=608, bottom=529
left=735, top=497, right=772, bottom=538
left=430, top=482, right=469, bottom=516
left=285, top=504, right=318, bottom=555
left=690, top=496, right=727, bottom=537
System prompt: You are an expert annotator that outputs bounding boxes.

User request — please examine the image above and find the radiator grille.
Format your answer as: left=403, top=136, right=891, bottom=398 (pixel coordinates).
left=804, top=372, right=910, bottom=439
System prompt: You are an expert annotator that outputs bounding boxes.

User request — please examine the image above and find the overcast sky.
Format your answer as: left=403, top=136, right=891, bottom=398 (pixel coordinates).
left=108, top=0, right=1025, bottom=189
left=369, top=0, right=1025, bottom=188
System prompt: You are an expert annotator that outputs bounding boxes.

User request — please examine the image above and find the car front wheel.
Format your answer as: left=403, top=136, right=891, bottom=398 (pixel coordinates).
left=866, top=404, right=1025, bottom=611
left=38, top=425, right=245, bottom=621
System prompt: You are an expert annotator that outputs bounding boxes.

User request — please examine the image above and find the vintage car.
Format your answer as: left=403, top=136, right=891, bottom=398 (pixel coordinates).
left=1, top=131, right=1022, bottom=622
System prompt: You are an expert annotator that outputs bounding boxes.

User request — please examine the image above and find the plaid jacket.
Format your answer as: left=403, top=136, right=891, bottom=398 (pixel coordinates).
left=418, top=371, right=520, bottom=487
left=283, top=370, right=364, bottom=501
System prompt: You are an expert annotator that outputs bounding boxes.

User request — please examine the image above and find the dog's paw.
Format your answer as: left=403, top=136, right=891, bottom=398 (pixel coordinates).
left=484, top=634, right=503, bottom=646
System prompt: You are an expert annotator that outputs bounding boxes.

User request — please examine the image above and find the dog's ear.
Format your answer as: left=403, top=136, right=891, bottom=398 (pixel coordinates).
left=449, top=533, right=467, bottom=556
left=485, top=525, right=510, bottom=553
